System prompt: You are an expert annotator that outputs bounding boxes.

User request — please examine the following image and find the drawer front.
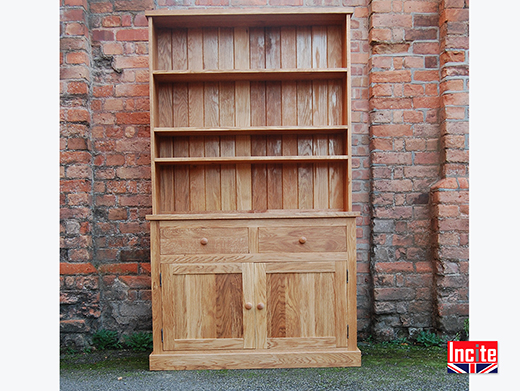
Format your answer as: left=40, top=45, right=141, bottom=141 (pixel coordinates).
left=160, top=227, right=249, bottom=254
left=258, top=226, right=347, bottom=253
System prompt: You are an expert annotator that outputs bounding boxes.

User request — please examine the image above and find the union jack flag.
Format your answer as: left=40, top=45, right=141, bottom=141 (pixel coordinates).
left=447, top=363, right=498, bottom=374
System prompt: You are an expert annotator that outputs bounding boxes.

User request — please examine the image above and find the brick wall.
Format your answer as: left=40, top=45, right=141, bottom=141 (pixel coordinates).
left=60, top=0, right=469, bottom=348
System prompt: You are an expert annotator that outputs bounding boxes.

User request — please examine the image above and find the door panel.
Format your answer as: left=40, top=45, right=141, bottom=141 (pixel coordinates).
left=161, top=263, right=249, bottom=351
left=262, top=262, right=341, bottom=350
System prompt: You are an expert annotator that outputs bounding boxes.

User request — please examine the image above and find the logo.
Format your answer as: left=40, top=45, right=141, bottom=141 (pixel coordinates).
left=447, top=341, right=498, bottom=374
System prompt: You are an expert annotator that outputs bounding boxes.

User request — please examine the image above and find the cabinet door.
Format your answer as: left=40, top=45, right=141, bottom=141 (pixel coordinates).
left=161, top=263, right=255, bottom=351
left=259, top=261, right=349, bottom=350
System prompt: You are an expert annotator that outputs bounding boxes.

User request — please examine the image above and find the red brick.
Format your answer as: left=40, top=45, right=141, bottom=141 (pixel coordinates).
left=442, top=9, right=469, bottom=23
left=93, top=85, right=113, bottom=97
left=413, top=42, right=439, bottom=55
left=372, top=14, right=413, bottom=28
left=92, top=29, right=114, bottom=42
left=403, top=1, right=438, bottom=13
left=371, top=70, right=412, bottom=83
left=114, top=0, right=154, bottom=11
left=119, top=275, right=151, bottom=288
left=116, top=29, right=149, bottom=41
left=102, top=16, right=121, bottom=27
left=369, top=28, right=392, bottom=43
left=60, top=262, right=97, bottom=275
left=414, top=151, right=439, bottom=165
left=115, top=112, right=150, bottom=125
left=403, top=110, right=424, bottom=123
left=102, top=42, right=124, bottom=55
left=90, top=2, right=113, bottom=13
left=67, top=81, right=88, bottom=95
left=113, top=56, right=149, bottom=69
left=442, top=92, right=468, bottom=106
left=413, top=70, right=439, bottom=82
left=375, top=261, right=414, bottom=274
left=403, top=84, right=424, bottom=97
left=371, top=97, right=412, bottom=110
left=372, top=124, right=413, bottom=137
left=99, top=263, right=138, bottom=274
left=372, top=152, right=412, bottom=165
left=370, top=138, right=393, bottom=151
left=115, top=84, right=148, bottom=97
left=413, top=96, right=440, bottom=109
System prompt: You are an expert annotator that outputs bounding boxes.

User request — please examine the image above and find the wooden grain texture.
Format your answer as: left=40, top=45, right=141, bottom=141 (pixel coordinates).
left=149, top=9, right=358, bottom=370
left=150, top=221, right=163, bottom=353
left=172, top=84, right=189, bottom=211
left=242, top=262, right=256, bottom=349
left=258, top=226, right=347, bottom=253
left=346, top=217, right=357, bottom=350
left=234, top=27, right=252, bottom=211
left=150, top=349, right=361, bottom=370
left=254, top=262, right=267, bottom=349
left=160, top=227, right=249, bottom=254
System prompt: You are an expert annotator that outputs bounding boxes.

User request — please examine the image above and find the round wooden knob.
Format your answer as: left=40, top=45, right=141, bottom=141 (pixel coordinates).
left=244, top=302, right=253, bottom=310
left=257, top=303, right=265, bottom=310
left=299, top=236, right=307, bottom=244
left=200, top=237, right=208, bottom=245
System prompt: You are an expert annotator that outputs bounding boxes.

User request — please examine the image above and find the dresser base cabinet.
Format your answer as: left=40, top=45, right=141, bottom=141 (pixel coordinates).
left=148, top=214, right=360, bottom=370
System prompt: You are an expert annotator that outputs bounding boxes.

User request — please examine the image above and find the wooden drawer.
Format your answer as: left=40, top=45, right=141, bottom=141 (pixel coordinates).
left=258, top=226, right=347, bottom=253
left=160, top=227, right=249, bottom=254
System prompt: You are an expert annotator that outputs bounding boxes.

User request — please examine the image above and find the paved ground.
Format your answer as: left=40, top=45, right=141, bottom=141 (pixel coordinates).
left=60, top=349, right=469, bottom=391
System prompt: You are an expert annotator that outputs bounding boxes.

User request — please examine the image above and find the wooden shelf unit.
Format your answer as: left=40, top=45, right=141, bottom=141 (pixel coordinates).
left=146, top=7, right=360, bottom=370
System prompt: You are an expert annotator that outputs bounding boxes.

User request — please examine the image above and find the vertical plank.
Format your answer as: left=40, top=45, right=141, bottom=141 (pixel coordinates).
left=242, top=263, right=255, bottom=349
left=280, top=26, right=298, bottom=210
left=187, top=28, right=205, bottom=211
left=215, top=274, right=243, bottom=339
left=344, top=16, right=353, bottom=211
left=335, top=260, right=348, bottom=348
left=346, top=218, right=358, bottom=350
left=267, top=274, right=286, bottom=338
left=203, top=27, right=219, bottom=69
left=188, top=83, right=205, bottom=211
left=299, top=273, right=316, bottom=338
left=266, top=81, right=282, bottom=210
left=296, top=26, right=312, bottom=69
left=161, top=265, right=175, bottom=350
left=265, top=27, right=280, bottom=69
left=204, top=80, right=221, bottom=211
left=173, top=274, right=187, bottom=340
left=249, top=27, right=265, bottom=69
left=173, top=84, right=190, bottom=211
left=255, top=263, right=267, bottom=349
left=251, top=81, right=267, bottom=210
left=234, top=27, right=252, bottom=211
left=313, top=80, right=329, bottom=209
left=285, top=273, right=301, bottom=338
left=312, top=26, right=327, bottom=69
left=220, top=80, right=237, bottom=211
left=187, top=28, right=203, bottom=71
left=297, top=80, right=313, bottom=209
left=171, top=28, right=187, bottom=70
left=150, top=221, right=163, bottom=352
left=315, top=273, right=335, bottom=337
left=328, top=81, right=344, bottom=210
left=219, top=28, right=234, bottom=69
left=157, top=29, right=172, bottom=70
left=149, top=18, right=159, bottom=214
left=327, top=25, right=343, bottom=68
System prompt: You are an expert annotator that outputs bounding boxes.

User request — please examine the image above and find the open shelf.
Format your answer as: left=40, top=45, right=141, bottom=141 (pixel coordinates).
left=153, top=68, right=348, bottom=83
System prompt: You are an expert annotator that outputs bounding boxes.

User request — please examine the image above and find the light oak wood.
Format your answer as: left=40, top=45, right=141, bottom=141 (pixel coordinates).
left=147, top=8, right=358, bottom=370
